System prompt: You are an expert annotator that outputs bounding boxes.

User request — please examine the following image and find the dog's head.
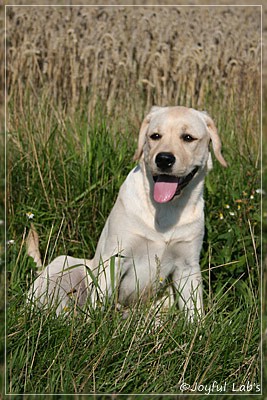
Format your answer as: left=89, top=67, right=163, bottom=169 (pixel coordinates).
left=134, top=106, right=227, bottom=203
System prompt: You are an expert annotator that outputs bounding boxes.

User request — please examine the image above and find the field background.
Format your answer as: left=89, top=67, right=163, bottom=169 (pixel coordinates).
left=1, top=3, right=266, bottom=398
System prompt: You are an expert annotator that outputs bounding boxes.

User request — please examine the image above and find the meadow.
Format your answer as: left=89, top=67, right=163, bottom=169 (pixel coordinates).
left=5, top=5, right=263, bottom=398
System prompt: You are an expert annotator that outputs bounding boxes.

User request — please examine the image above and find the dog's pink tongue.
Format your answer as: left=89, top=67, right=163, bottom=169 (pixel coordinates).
left=154, top=177, right=179, bottom=203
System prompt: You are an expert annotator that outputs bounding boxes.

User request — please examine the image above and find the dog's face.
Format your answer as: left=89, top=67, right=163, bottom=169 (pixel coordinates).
left=134, top=106, right=227, bottom=203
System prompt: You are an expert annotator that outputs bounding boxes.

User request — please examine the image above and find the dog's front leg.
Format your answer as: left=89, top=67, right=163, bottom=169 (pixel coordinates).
left=172, top=263, right=203, bottom=320
left=93, top=255, right=125, bottom=308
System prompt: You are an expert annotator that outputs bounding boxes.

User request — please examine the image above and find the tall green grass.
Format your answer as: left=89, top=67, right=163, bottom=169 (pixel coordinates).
left=6, top=93, right=261, bottom=396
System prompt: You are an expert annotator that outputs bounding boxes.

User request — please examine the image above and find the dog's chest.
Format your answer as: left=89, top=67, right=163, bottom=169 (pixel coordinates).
left=154, top=205, right=204, bottom=242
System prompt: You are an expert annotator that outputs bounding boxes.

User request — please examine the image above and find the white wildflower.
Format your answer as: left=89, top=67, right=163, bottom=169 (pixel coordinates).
left=26, top=212, right=34, bottom=219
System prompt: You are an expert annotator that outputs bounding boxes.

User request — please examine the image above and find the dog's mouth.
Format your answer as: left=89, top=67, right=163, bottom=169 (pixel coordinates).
left=153, top=167, right=199, bottom=203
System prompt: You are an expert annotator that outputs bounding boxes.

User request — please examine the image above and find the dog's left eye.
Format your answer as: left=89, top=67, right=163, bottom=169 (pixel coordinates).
left=181, top=134, right=196, bottom=143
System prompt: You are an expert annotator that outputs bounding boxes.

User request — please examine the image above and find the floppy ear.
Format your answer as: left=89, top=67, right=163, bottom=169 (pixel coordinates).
left=133, top=114, right=151, bottom=161
left=201, top=112, right=227, bottom=167
left=133, top=106, right=165, bottom=161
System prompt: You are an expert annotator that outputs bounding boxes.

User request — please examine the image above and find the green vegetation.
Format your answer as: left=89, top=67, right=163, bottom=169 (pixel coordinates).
left=6, top=102, right=261, bottom=395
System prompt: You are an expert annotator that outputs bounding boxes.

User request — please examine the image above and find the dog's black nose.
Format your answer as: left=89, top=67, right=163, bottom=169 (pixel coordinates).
left=155, top=152, right=176, bottom=170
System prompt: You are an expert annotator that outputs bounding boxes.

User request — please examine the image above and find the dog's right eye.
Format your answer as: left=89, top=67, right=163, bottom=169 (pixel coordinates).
left=150, top=133, right=162, bottom=140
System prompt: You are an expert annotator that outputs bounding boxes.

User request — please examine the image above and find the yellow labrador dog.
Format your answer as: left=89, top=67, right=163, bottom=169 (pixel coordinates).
left=28, top=106, right=227, bottom=318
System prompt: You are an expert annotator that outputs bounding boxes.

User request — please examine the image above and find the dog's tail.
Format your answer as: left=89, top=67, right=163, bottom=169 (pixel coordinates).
left=26, top=223, right=42, bottom=271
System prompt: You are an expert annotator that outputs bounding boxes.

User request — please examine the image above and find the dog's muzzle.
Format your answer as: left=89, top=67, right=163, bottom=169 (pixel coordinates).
left=153, top=167, right=199, bottom=203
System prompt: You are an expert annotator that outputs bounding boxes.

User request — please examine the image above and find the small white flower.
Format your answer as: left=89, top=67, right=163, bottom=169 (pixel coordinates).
left=229, top=212, right=235, bottom=216
left=256, top=189, right=265, bottom=195
left=0, top=220, right=4, bottom=226
left=250, top=195, right=254, bottom=200
left=7, top=240, right=15, bottom=245
left=219, top=213, right=224, bottom=220
left=225, top=204, right=230, bottom=209
left=26, top=212, right=34, bottom=219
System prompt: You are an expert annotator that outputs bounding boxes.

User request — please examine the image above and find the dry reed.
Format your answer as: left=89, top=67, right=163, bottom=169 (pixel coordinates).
left=6, top=6, right=261, bottom=130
